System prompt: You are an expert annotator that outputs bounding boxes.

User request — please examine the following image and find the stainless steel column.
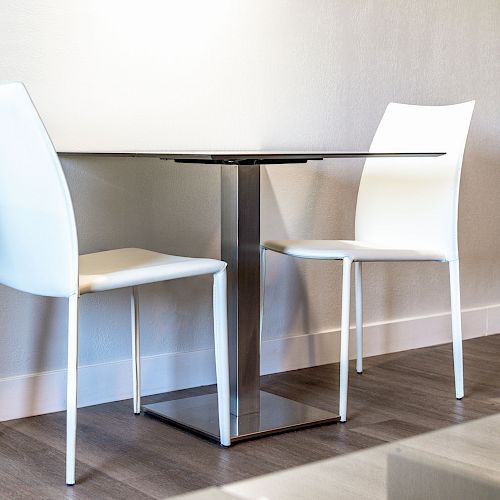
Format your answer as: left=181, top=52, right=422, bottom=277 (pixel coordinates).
left=221, top=164, right=261, bottom=416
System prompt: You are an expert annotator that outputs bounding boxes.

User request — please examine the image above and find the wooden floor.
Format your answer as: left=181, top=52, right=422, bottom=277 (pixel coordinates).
left=2, top=334, right=500, bottom=499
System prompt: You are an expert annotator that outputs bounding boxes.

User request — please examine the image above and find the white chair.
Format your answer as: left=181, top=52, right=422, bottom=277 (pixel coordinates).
left=0, top=82, right=230, bottom=485
left=261, top=101, right=475, bottom=422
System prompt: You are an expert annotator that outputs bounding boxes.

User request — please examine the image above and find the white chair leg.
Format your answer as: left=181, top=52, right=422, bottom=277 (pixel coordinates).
left=131, top=286, right=141, bottom=414
left=260, top=246, right=266, bottom=346
left=339, top=258, right=352, bottom=422
left=213, top=269, right=231, bottom=446
left=449, top=260, right=464, bottom=399
left=66, top=293, right=79, bottom=486
left=354, top=261, right=363, bottom=374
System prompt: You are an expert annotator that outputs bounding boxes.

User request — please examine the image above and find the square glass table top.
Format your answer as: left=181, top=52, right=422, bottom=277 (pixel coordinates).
left=58, top=150, right=445, bottom=164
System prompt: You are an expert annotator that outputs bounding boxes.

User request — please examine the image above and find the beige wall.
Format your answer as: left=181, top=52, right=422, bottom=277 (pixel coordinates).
left=0, top=1, right=499, bottom=412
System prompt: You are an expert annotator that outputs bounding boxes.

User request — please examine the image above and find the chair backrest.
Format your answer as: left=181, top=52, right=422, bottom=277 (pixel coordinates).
left=0, top=82, right=78, bottom=297
left=355, top=101, right=475, bottom=261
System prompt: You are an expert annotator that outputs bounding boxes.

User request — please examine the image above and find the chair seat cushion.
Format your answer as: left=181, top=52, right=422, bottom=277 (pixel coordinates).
left=79, top=248, right=225, bottom=294
left=262, top=240, right=446, bottom=262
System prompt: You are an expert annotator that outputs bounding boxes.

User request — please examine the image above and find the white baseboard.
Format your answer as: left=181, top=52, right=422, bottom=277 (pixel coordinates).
left=1, top=304, right=499, bottom=422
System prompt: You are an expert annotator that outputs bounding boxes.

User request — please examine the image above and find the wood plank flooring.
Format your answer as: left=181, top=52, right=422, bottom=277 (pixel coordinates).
left=2, top=334, right=500, bottom=499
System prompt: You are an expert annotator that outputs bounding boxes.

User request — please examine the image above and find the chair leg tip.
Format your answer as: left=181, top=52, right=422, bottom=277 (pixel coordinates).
left=219, top=436, right=231, bottom=447
left=456, top=397, right=463, bottom=400
left=356, top=370, right=363, bottom=375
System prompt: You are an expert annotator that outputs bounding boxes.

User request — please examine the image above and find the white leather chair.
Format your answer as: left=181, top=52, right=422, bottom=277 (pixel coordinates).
left=261, top=101, right=475, bottom=423
left=0, top=82, right=230, bottom=485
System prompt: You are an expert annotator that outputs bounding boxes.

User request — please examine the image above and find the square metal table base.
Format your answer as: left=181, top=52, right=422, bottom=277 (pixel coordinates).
left=142, top=391, right=340, bottom=443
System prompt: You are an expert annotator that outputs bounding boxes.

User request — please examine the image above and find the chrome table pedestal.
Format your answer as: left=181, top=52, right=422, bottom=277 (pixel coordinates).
left=144, top=160, right=341, bottom=442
